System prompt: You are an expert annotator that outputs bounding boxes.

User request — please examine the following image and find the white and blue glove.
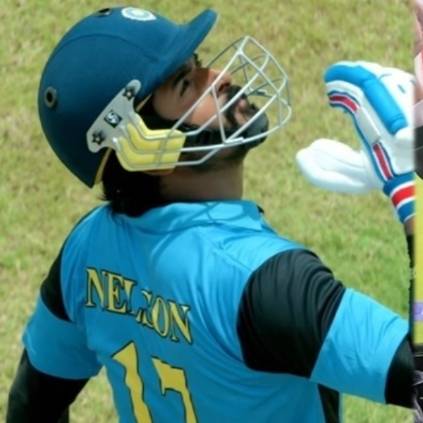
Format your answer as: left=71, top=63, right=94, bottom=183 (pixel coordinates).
left=296, top=61, right=415, bottom=223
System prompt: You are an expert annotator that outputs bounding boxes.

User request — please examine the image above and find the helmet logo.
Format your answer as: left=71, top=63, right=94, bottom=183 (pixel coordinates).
left=121, top=8, right=156, bottom=22
left=104, top=110, right=122, bottom=128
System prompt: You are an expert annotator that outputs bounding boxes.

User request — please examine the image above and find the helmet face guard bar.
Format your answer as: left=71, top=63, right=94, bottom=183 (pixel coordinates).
left=87, top=36, right=292, bottom=173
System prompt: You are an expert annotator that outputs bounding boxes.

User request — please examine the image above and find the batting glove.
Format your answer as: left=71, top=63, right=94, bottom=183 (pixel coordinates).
left=296, top=61, right=415, bottom=223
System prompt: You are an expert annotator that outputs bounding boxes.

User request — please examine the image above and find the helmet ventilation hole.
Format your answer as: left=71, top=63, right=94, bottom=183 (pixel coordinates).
left=95, top=8, right=112, bottom=17
left=44, top=87, right=58, bottom=109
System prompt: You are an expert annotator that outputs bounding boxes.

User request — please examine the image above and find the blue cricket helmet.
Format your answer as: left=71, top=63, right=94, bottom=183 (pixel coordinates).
left=38, top=7, right=217, bottom=187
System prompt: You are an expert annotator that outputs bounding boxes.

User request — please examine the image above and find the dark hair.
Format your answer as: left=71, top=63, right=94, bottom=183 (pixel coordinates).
left=101, top=96, right=171, bottom=216
left=102, top=151, right=167, bottom=216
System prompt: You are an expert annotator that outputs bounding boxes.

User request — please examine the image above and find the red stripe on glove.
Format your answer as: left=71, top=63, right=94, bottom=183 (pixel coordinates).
left=372, top=143, right=394, bottom=180
left=390, top=182, right=415, bottom=208
left=329, top=94, right=358, bottom=113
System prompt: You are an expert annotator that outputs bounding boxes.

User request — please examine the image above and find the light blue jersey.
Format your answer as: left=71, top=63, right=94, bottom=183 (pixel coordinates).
left=23, top=201, right=408, bottom=422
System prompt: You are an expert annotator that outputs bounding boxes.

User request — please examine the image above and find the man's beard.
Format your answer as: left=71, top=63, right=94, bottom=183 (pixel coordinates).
left=223, top=85, right=269, bottom=149
left=223, top=85, right=260, bottom=129
left=139, top=84, right=268, bottom=150
left=182, top=84, right=269, bottom=149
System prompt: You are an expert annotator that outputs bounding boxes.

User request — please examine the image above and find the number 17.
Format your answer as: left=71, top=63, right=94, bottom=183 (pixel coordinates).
left=113, top=342, right=198, bottom=423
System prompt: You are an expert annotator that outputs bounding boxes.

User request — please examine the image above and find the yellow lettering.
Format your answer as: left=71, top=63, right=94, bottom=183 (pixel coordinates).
left=113, top=343, right=152, bottom=422
left=151, top=296, right=170, bottom=337
left=169, top=302, right=192, bottom=344
left=86, top=274, right=193, bottom=345
left=152, top=357, right=197, bottom=422
left=85, top=268, right=105, bottom=307
left=105, top=271, right=132, bottom=314
left=140, top=290, right=154, bottom=328
left=135, top=308, right=144, bottom=323
left=124, top=278, right=136, bottom=307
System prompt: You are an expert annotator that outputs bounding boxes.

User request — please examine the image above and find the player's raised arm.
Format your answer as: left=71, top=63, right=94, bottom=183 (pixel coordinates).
left=297, top=61, right=415, bottom=281
left=293, top=61, right=415, bottom=404
left=236, top=246, right=412, bottom=408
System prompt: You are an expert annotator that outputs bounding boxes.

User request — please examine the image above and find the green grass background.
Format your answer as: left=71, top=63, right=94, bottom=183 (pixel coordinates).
left=0, top=0, right=414, bottom=421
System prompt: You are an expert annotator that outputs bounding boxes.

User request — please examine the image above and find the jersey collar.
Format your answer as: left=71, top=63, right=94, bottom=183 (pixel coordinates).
left=119, top=200, right=265, bottom=232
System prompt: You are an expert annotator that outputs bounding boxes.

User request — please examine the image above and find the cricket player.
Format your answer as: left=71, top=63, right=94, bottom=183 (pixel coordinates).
left=6, top=6, right=415, bottom=423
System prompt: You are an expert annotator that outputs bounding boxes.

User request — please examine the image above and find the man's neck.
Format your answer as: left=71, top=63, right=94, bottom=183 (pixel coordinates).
left=159, top=163, right=244, bottom=202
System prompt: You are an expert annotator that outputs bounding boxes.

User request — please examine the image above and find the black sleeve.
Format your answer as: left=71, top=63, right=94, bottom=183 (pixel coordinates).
left=40, top=249, right=70, bottom=321
left=7, top=252, right=89, bottom=422
left=236, top=249, right=345, bottom=377
left=385, top=337, right=413, bottom=407
left=236, top=249, right=413, bottom=408
left=7, top=350, right=88, bottom=423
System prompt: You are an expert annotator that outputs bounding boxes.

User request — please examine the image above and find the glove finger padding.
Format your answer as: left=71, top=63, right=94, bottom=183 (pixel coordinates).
left=323, top=61, right=415, bottom=223
left=296, top=138, right=382, bottom=194
left=325, top=61, right=414, bottom=181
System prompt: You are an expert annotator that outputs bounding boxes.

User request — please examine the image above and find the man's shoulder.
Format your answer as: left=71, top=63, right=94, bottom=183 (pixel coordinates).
left=61, top=205, right=111, bottom=260
left=67, top=204, right=110, bottom=238
left=206, top=223, right=304, bottom=275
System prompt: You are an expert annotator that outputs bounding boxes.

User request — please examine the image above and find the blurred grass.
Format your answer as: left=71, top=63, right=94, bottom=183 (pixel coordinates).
left=0, top=0, right=413, bottom=422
